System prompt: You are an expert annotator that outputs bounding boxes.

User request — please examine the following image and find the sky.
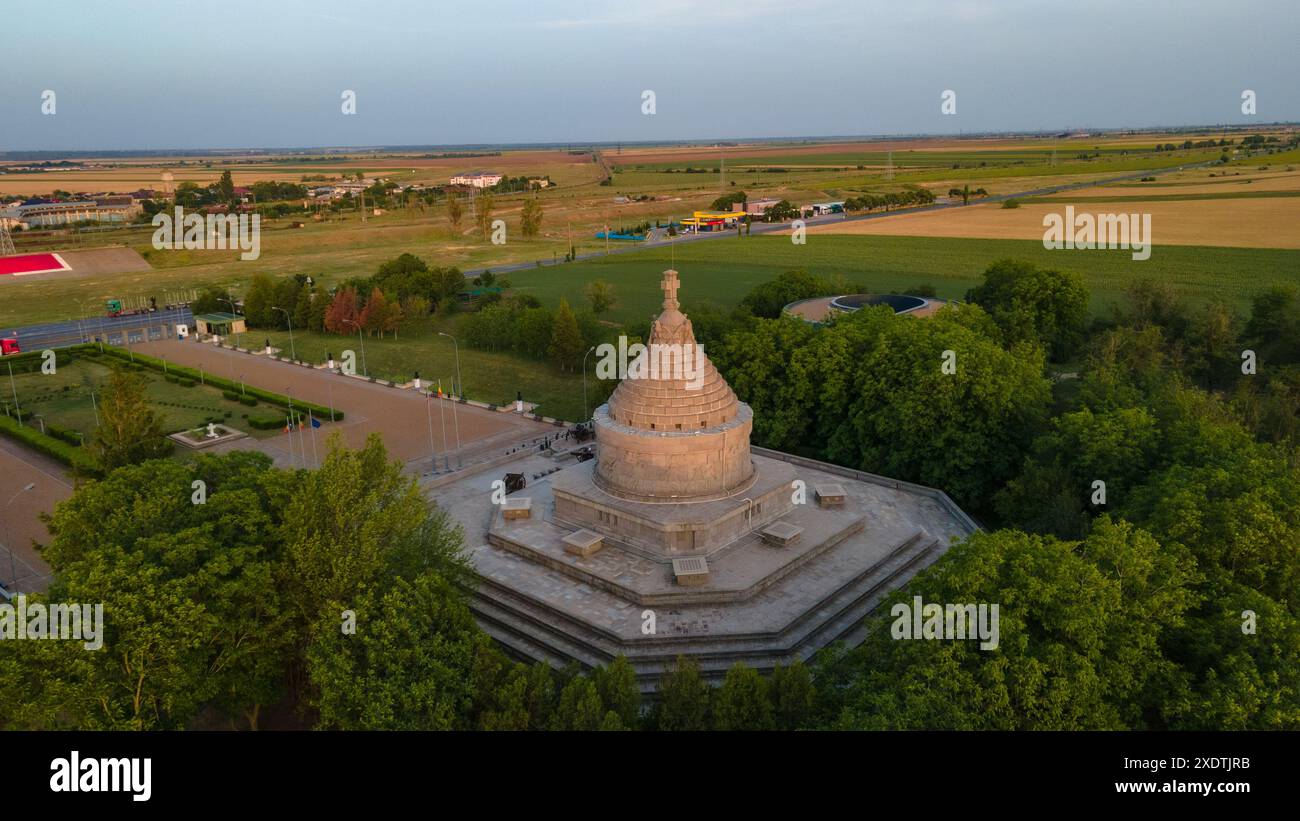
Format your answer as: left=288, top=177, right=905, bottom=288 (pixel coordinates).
left=1, top=0, right=1297, bottom=151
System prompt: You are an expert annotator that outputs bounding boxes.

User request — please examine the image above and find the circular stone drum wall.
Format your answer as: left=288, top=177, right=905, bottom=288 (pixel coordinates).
left=592, top=403, right=756, bottom=501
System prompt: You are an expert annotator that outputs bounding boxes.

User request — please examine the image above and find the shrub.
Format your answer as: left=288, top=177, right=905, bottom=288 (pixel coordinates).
left=94, top=346, right=342, bottom=420
left=247, top=414, right=287, bottom=430
left=0, top=414, right=100, bottom=476
left=1001, top=198, right=1021, bottom=209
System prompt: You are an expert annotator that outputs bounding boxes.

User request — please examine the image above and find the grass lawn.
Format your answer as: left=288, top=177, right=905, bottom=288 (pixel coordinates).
left=254, top=314, right=596, bottom=422
left=4, top=358, right=285, bottom=439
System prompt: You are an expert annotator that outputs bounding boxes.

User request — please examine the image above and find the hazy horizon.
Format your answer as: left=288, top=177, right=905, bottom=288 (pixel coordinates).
left=2, top=0, right=1297, bottom=152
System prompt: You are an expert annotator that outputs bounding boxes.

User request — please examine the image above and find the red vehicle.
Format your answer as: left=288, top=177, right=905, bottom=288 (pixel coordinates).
left=1, top=338, right=20, bottom=355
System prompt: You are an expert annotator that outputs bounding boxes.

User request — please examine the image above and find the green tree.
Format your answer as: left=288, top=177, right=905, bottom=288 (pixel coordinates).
left=520, top=197, right=544, bottom=237
left=965, top=258, right=1089, bottom=359
left=308, top=571, right=479, bottom=730
left=217, top=169, right=235, bottom=203
left=771, top=661, right=815, bottom=730
left=280, top=433, right=469, bottom=628
left=713, top=662, right=775, bottom=730
left=593, top=656, right=641, bottom=728
left=584, top=279, right=616, bottom=315
left=739, top=269, right=834, bottom=319
left=550, top=676, right=604, bottom=730
left=653, top=656, right=711, bottom=730
left=92, top=367, right=171, bottom=470
left=4, top=452, right=293, bottom=730
left=447, top=194, right=463, bottom=229
left=824, top=519, right=1197, bottom=730
left=548, top=298, right=583, bottom=371
left=243, top=272, right=276, bottom=329
left=475, top=191, right=495, bottom=241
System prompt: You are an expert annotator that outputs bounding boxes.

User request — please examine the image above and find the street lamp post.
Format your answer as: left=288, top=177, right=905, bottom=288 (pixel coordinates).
left=7, top=361, right=21, bottom=426
left=444, top=377, right=461, bottom=465
left=219, top=295, right=241, bottom=350
left=344, top=318, right=367, bottom=377
left=3, top=483, right=36, bottom=589
left=271, top=307, right=296, bottom=362
left=438, top=332, right=462, bottom=398
left=582, top=346, right=596, bottom=422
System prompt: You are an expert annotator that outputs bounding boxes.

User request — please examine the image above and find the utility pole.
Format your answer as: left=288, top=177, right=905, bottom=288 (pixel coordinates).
left=7, top=361, right=20, bottom=425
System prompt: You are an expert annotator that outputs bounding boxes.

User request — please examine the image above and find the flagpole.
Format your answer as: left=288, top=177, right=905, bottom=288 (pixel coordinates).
left=299, top=403, right=308, bottom=468
left=438, top=379, right=448, bottom=471
left=308, top=409, right=318, bottom=467
left=285, top=392, right=296, bottom=468
left=449, top=376, right=461, bottom=467
left=425, top=387, right=436, bottom=474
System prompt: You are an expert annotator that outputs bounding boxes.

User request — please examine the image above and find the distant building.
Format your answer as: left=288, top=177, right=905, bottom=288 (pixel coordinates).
left=785, top=293, right=948, bottom=325
left=680, top=210, right=745, bottom=232
left=803, top=201, right=845, bottom=216
left=1, top=197, right=138, bottom=228
left=743, top=197, right=780, bottom=216
left=193, top=312, right=247, bottom=337
left=449, top=171, right=502, bottom=188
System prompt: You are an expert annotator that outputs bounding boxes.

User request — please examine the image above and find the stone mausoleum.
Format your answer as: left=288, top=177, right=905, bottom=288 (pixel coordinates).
left=448, top=269, right=978, bottom=689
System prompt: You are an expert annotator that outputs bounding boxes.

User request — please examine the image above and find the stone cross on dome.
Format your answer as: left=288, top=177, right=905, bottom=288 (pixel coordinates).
left=661, top=269, right=680, bottom=311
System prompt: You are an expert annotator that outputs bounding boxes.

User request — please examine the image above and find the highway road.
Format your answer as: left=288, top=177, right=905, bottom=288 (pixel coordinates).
left=1, top=306, right=194, bottom=354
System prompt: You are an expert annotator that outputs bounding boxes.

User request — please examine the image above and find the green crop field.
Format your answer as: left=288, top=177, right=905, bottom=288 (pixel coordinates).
left=244, top=233, right=1300, bottom=421
left=509, top=234, right=1300, bottom=320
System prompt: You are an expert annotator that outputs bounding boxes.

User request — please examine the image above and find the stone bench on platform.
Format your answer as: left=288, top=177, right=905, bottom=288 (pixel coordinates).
left=672, top=556, right=710, bottom=587
left=502, top=498, right=532, bottom=521
left=562, top=529, right=604, bottom=557
left=815, top=483, right=847, bottom=508
left=760, top=521, right=804, bottom=547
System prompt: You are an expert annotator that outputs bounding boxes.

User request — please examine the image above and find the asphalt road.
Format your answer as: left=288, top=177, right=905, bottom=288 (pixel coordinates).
left=1, top=307, right=194, bottom=354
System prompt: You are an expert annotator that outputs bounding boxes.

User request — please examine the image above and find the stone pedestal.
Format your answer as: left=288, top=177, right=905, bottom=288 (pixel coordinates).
left=501, top=498, right=532, bottom=520
left=562, top=529, right=604, bottom=557
left=672, top=556, right=710, bottom=587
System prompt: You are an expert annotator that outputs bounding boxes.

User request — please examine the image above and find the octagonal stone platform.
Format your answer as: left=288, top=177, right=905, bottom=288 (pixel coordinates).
left=437, top=446, right=977, bottom=691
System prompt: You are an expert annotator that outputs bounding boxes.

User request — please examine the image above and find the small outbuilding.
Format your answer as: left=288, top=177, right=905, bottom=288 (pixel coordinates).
left=194, top=311, right=247, bottom=337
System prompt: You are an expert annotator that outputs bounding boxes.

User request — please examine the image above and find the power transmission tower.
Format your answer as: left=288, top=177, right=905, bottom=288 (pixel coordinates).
left=1, top=222, right=16, bottom=256
left=720, top=146, right=726, bottom=194
left=885, top=151, right=894, bottom=181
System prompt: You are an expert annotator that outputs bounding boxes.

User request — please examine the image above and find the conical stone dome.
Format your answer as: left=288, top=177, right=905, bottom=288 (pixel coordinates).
left=593, top=270, right=756, bottom=501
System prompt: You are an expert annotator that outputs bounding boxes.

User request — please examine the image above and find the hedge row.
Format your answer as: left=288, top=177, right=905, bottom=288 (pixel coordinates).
left=0, top=414, right=101, bottom=476
left=222, top=390, right=259, bottom=406
left=0, top=348, right=76, bottom=374
left=92, top=346, right=342, bottom=421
